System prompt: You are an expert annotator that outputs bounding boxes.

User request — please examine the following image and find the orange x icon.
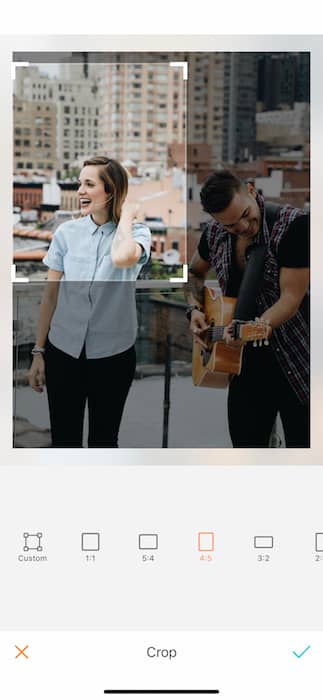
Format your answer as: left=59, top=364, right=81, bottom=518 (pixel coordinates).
left=15, top=645, right=29, bottom=659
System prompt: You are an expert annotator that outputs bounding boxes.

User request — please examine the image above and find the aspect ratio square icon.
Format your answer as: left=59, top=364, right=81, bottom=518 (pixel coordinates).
left=139, top=534, right=158, bottom=550
left=82, top=533, right=100, bottom=551
left=254, top=536, right=274, bottom=549
left=198, top=532, right=215, bottom=552
left=315, top=533, right=323, bottom=552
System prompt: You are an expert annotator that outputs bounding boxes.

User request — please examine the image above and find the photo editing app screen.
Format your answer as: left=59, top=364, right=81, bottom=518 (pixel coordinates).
left=1, top=34, right=323, bottom=699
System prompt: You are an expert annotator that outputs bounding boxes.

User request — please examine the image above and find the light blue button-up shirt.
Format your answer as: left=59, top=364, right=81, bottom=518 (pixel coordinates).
left=42, top=215, right=151, bottom=358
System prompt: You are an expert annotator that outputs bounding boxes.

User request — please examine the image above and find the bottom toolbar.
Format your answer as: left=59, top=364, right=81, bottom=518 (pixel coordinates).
left=1, top=631, right=322, bottom=700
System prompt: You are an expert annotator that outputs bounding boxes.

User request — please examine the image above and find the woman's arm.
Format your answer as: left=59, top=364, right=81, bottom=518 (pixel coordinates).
left=28, top=269, right=63, bottom=393
left=111, top=202, right=143, bottom=268
left=35, top=269, right=63, bottom=346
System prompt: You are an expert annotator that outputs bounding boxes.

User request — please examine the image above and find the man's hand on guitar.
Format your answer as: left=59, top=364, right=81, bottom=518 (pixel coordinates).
left=190, top=309, right=209, bottom=349
left=223, top=321, right=245, bottom=347
left=223, top=318, right=272, bottom=346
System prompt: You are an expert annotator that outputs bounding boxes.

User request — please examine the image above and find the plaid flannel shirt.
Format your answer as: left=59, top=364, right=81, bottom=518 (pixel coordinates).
left=204, top=194, right=309, bottom=404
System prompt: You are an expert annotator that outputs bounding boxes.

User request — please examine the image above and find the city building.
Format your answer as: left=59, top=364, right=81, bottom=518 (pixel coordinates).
left=256, top=103, right=310, bottom=148
left=14, top=96, right=57, bottom=172
left=222, top=53, right=258, bottom=163
left=257, top=53, right=310, bottom=110
left=187, top=53, right=257, bottom=166
left=98, top=62, right=186, bottom=171
left=14, top=65, right=101, bottom=175
left=14, top=177, right=44, bottom=210
left=58, top=180, right=79, bottom=210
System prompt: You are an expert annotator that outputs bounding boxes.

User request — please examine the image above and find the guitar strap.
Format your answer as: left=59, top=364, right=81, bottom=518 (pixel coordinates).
left=233, top=202, right=281, bottom=321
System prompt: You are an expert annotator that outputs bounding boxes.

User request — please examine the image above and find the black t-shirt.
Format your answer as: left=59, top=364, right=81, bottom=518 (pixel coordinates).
left=198, top=213, right=309, bottom=297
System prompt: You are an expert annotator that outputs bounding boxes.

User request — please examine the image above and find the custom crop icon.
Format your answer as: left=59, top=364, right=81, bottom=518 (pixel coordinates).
left=23, top=532, right=43, bottom=552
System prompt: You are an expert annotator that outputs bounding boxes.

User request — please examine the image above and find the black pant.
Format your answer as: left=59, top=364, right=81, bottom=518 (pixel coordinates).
left=45, top=341, right=136, bottom=447
left=227, top=345, right=310, bottom=448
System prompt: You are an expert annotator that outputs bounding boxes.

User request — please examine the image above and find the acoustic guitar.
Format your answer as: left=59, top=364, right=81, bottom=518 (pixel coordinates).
left=192, top=286, right=271, bottom=389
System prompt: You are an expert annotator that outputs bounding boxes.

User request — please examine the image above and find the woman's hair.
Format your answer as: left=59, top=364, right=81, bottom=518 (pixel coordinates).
left=82, top=155, right=128, bottom=222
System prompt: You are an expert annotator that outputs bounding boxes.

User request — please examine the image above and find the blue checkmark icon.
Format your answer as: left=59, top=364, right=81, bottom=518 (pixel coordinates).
left=292, top=645, right=311, bottom=658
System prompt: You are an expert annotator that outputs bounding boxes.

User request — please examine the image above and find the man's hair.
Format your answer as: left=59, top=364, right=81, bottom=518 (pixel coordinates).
left=83, top=155, right=128, bottom=223
left=200, top=170, right=245, bottom=214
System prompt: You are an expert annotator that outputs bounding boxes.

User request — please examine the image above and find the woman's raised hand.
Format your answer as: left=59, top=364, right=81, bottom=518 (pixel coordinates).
left=120, top=200, right=140, bottom=221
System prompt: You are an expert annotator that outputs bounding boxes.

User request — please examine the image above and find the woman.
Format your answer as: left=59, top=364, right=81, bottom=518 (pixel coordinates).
left=28, top=156, right=151, bottom=447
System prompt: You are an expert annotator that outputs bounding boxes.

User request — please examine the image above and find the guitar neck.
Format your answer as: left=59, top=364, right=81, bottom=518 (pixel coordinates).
left=206, top=321, right=269, bottom=344
left=207, top=326, right=226, bottom=342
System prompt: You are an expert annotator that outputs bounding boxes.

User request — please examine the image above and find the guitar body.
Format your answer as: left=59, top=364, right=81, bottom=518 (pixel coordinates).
left=192, top=290, right=243, bottom=388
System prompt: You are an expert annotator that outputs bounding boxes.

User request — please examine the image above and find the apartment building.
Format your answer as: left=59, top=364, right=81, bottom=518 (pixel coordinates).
left=14, top=96, right=57, bottom=172
left=14, top=65, right=101, bottom=175
left=187, top=53, right=257, bottom=166
left=13, top=53, right=273, bottom=177
left=98, top=62, right=186, bottom=170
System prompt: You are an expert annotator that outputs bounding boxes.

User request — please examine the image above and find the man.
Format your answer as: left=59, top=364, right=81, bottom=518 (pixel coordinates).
left=186, top=170, right=309, bottom=448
